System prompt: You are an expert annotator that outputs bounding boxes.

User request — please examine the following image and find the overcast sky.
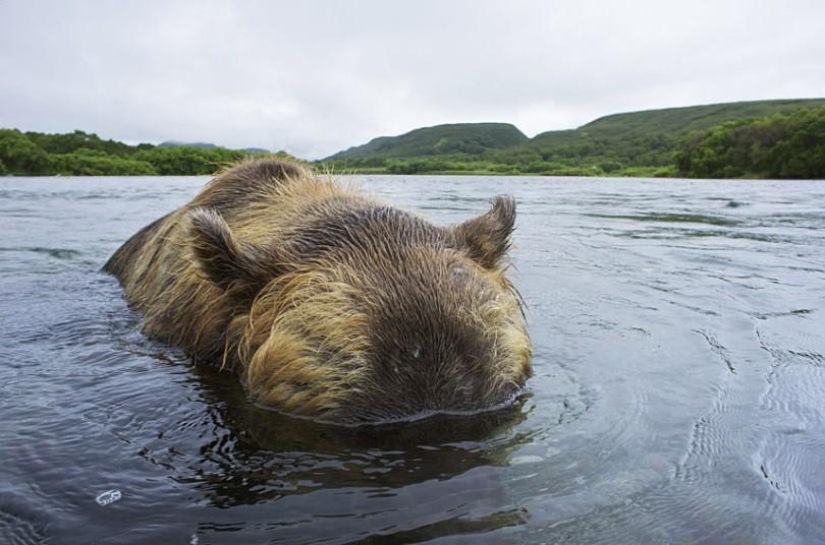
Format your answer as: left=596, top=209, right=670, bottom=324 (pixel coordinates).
left=1, top=0, right=823, bottom=158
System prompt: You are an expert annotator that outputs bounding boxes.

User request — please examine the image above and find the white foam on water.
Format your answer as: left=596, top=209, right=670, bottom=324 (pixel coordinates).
left=95, top=489, right=122, bottom=507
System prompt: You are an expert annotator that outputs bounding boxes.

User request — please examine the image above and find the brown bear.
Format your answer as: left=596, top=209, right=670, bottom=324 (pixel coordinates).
left=105, top=157, right=531, bottom=424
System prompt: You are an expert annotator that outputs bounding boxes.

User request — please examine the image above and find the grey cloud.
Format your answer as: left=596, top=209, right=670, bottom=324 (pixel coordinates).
left=1, top=0, right=823, bottom=158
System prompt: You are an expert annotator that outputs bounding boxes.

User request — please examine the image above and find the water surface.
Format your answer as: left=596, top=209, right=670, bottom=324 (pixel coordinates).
left=1, top=175, right=824, bottom=543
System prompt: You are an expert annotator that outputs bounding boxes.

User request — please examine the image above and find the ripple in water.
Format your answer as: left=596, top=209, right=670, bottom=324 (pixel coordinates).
left=2, top=174, right=825, bottom=543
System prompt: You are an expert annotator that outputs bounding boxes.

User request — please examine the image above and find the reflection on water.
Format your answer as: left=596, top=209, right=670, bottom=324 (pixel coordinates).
left=179, top=362, right=530, bottom=500
left=1, top=175, right=825, bottom=543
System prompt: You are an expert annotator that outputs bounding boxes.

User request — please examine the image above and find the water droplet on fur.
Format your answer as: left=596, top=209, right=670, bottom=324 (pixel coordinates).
left=411, top=343, right=421, bottom=359
left=450, top=265, right=468, bottom=286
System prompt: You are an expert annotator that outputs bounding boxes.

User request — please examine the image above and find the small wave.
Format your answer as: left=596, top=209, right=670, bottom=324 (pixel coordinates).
left=696, top=329, right=736, bottom=373
left=585, top=212, right=740, bottom=227
left=751, top=308, right=815, bottom=320
left=754, top=429, right=825, bottom=538
left=0, top=497, right=48, bottom=545
left=0, top=247, right=81, bottom=259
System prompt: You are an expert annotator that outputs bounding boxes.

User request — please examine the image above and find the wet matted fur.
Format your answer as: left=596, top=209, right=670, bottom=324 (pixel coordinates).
left=105, top=157, right=531, bottom=424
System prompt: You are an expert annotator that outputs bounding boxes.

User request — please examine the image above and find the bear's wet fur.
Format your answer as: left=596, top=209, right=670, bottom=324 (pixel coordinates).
left=105, top=157, right=531, bottom=424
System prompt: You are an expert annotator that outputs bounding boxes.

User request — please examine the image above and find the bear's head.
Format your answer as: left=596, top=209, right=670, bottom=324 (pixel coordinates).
left=185, top=195, right=531, bottom=424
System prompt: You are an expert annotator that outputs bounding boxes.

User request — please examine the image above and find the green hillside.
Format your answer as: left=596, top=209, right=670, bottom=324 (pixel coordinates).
left=574, top=98, right=825, bottom=138
left=509, top=98, right=825, bottom=168
left=3, top=99, right=823, bottom=178
left=326, top=122, right=528, bottom=162
left=322, top=99, right=825, bottom=176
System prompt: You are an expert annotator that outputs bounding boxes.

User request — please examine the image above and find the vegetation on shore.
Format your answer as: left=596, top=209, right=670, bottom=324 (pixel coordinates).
left=1, top=99, right=823, bottom=178
left=674, top=106, right=825, bottom=179
left=0, top=129, right=277, bottom=176
left=320, top=99, right=825, bottom=178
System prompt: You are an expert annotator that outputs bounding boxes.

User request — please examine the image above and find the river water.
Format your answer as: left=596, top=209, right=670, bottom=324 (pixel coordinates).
left=1, top=174, right=824, bottom=544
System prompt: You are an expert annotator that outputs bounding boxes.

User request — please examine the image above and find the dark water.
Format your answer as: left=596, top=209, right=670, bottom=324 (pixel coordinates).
left=1, top=175, right=825, bottom=544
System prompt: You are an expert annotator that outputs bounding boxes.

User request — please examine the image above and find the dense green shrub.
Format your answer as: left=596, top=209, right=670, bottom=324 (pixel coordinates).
left=26, top=130, right=135, bottom=157
left=133, top=145, right=248, bottom=175
left=47, top=149, right=157, bottom=175
left=0, top=128, right=274, bottom=176
left=0, top=129, right=49, bottom=175
left=675, top=107, right=825, bottom=179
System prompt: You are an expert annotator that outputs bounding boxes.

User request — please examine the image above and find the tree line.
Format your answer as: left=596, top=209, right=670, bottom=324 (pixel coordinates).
left=674, top=106, right=825, bottom=179
left=2, top=106, right=823, bottom=178
left=0, top=129, right=270, bottom=176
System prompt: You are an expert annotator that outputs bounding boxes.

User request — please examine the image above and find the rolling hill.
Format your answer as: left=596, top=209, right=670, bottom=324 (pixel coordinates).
left=326, top=122, right=528, bottom=161
left=322, top=98, right=825, bottom=174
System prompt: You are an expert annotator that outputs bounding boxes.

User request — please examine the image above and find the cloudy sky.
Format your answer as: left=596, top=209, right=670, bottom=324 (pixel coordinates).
left=1, top=0, right=823, bottom=158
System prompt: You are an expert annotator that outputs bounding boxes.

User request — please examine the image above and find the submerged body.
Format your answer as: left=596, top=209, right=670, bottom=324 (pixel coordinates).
left=105, top=158, right=531, bottom=424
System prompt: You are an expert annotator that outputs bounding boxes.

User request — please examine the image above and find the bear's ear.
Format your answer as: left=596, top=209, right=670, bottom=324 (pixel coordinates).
left=186, top=207, right=285, bottom=295
left=453, top=195, right=516, bottom=269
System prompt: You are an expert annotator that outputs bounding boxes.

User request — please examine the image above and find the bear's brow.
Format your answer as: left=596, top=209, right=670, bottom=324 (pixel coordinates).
left=289, top=205, right=446, bottom=255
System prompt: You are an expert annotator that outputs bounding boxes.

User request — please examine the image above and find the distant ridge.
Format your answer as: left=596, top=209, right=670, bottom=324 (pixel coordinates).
left=159, top=141, right=270, bottom=154
left=326, top=122, right=528, bottom=161
left=565, top=98, right=825, bottom=139
left=158, top=140, right=216, bottom=149
left=322, top=98, right=825, bottom=173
